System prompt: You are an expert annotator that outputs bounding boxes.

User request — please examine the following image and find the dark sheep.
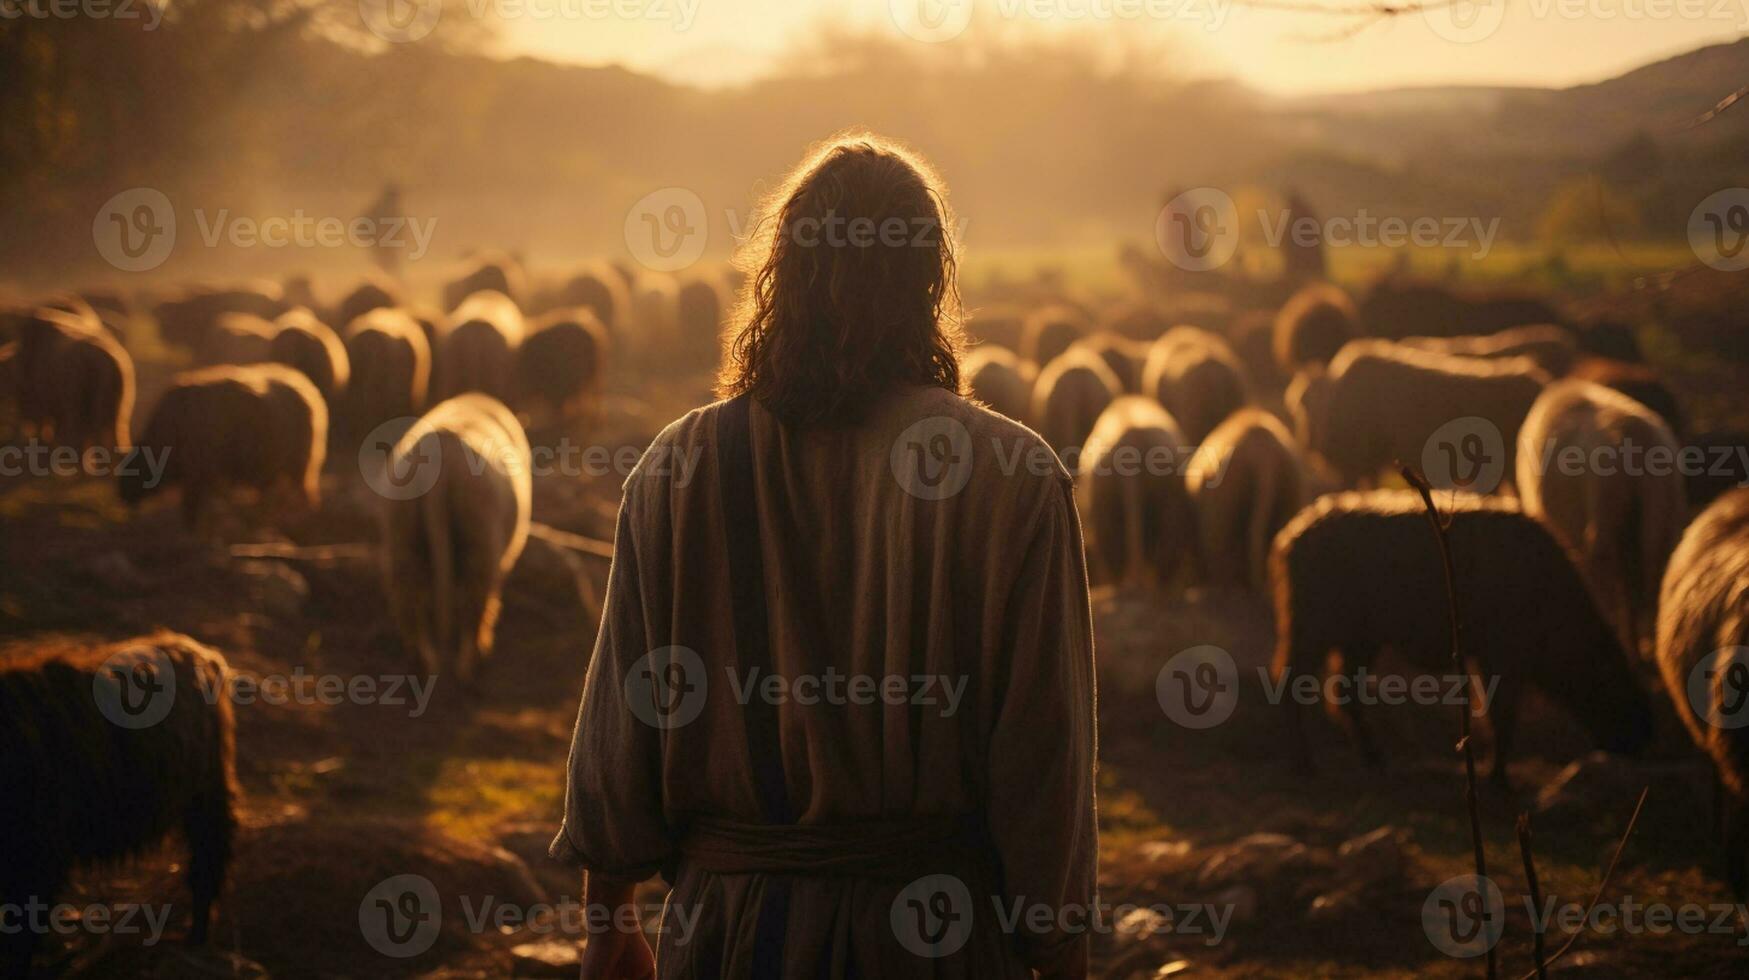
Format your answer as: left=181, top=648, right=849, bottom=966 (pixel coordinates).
left=0, top=631, right=236, bottom=973
left=330, top=275, right=403, bottom=335
left=512, top=308, right=609, bottom=427
left=1399, top=324, right=1578, bottom=377
left=201, top=312, right=279, bottom=367
left=1271, top=490, right=1653, bottom=781
left=1683, top=430, right=1749, bottom=509
left=382, top=394, right=532, bottom=684
left=1655, top=489, right=1749, bottom=895
left=269, top=308, right=350, bottom=403
left=152, top=281, right=287, bottom=354
left=676, top=273, right=728, bottom=361
left=433, top=290, right=524, bottom=402
left=1141, top=326, right=1248, bottom=446
left=1357, top=277, right=1565, bottom=340
left=545, top=264, right=629, bottom=336
left=120, top=364, right=327, bottom=525
left=961, top=345, right=1035, bottom=425
left=7, top=308, right=134, bottom=451
left=1568, top=356, right=1685, bottom=439
left=1021, top=304, right=1089, bottom=368
left=1030, top=346, right=1122, bottom=473
left=1187, top=408, right=1304, bottom=592
left=1273, top=282, right=1359, bottom=374
left=1071, top=332, right=1144, bottom=393
left=1076, top=396, right=1196, bottom=589
left=339, top=308, right=431, bottom=444
left=443, top=251, right=527, bottom=313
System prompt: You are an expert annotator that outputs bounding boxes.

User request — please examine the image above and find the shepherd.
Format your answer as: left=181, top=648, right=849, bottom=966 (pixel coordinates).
left=550, top=133, right=1099, bottom=979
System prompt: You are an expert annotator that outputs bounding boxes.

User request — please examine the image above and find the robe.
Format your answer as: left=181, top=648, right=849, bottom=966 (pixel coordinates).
left=551, top=384, right=1099, bottom=977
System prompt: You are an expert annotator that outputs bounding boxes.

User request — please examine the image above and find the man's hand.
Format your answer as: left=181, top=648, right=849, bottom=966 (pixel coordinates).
left=578, top=872, right=656, bottom=980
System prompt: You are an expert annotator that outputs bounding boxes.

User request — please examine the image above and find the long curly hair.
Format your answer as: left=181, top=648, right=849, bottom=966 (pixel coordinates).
left=717, top=133, right=964, bottom=426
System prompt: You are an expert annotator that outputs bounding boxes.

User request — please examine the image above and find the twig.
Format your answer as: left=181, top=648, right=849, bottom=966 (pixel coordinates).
left=527, top=521, right=616, bottom=560
left=1516, top=814, right=1547, bottom=980
left=1514, top=787, right=1650, bottom=980
left=1400, top=461, right=1495, bottom=980
left=1687, top=82, right=1749, bottom=129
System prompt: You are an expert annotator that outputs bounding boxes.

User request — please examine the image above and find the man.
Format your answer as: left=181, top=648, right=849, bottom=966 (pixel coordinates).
left=551, top=133, right=1098, bottom=978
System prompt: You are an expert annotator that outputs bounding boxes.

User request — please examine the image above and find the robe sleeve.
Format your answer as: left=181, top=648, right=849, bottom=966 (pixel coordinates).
left=548, top=498, right=673, bottom=885
left=987, top=477, right=1099, bottom=976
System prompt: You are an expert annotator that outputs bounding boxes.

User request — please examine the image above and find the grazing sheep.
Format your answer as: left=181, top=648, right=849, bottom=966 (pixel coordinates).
left=269, top=308, right=350, bottom=403
left=0, top=631, right=236, bottom=974
left=202, top=312, right=279, bottom=366
left=1684, top=430, right=1749, bottom=509
left=121, top=364, right=326, bottom=524
left=513, top=308, right=609, bottom=428
left=1568, top=357, right=1685, bottom=439
left=1517, top=379, right=1687, bottom=654
left=1655, top=489, right=1749, bottom=895
left=1102, top=302, right=1174, bottom=343
left=1141, top=326, right=1249, bottom=446
left=1021, top=304, right=1089, bottom=368
left=1288, top=340, right=1549, bottom=490
left=7, top=308, right=134, bottom=451
left=962, top=345, right=1035, bottom=424
left=630, top=272, right=680, bottom=347
left=151, top=281, right=287, bottom=354
left=1273, top=282, right=1359, bottom=373
left=1077, top=396, right=1196, bottom=588
left=546, top=265, right=629, bottom=336
left=964, top=305, right=1026, bottom=353
left=442, top=251, right=526, bottom=312
left=1030, top=346, right=1122, bottom=473
left=1358, top=278, right=1565, bottom=340
left=1272, top=490, right=1653, bottom=780
left=1187, top=409, right=1304, bottom=591
left=1400, top=324, right=1578, bottom=377
left=1230, top=310, right=1284, bottom=392
left=1072, top=332, right=1144, bottom=393
left=331, top=275, right=402, bottom=334
left=339, top=308, right=431, bottom=443
left=676, top=273, right=728, bottom=362
left=381, top=394, right=532, bottom=684
left=433, top=290, right=524, bottom=402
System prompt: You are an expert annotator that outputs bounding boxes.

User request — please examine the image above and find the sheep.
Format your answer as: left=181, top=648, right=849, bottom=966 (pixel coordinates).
left=1187, top=408, right=1304, bottom=592
left=631, top=272, right=681, bottom=349
left=961, top=345, right=1035, bottom=425
left=964, top=305, right=1026, bottom=353
left=512, top=308, right=609, bottom=429
left=677, top=274, right=728, bottom=363
left=1102, top=302, right=1173, bottom=343
left=1030, top=346, right=1122, bottom=473
left=269, top=308, right=350, bottom=403
left=381, top=394, right=532, bottom=684
left=1684, top=430, right=1749, bottom=509
left=433, top=290, right=524, bottom=402
left=0, top=631, right=236, bottom=973
left=8, top=308, right=134, bottom=451
left=1655, top=489, right=1749, bottom=895
left=1271, top=489, right=1653, bottom=782
left=1568, top=357, right=1685, bottom=439
left=1273, top=282, right=1358, bottom=373
left=151, top=281, right=287, bottom=354
left=1288, top=340, right=1549, bottom=491
left=1399, top=324, right=1578, bottom=377
left=1071, top=332, right=1144, bottom=393
left=339, top=308, right=431, bottom=444
left=120, top=364, right=327, bottom=525
left=1076, top=396, right=1196, bottom=589
left=331, top=274, right=402, bottom=334
left=544, top=264, right=629, bottom=337
left=1021, top=304, right=1089, bottom=368
left=1517, top=379, right=1687, bottom=655
left=1141, top=326, right=1249, bottom=446
left=202, top=312, right=279, bottom=366
left=442, top=250, right=526, bottom=313
left=1358, top=278, right=1565, bottom=340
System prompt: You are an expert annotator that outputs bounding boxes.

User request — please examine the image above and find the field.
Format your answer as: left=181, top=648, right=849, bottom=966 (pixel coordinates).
left=6, top=249, right=1749, bottom=978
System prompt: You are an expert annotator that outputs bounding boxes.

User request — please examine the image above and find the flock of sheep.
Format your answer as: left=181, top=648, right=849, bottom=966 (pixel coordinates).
left=4, top=248, right=1749, bottom=973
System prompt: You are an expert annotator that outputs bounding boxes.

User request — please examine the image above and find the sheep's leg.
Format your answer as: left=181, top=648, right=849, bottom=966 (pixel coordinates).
left=1726, top=794, right=1749, bottom=901
left=1483, top=672, right=1520, bottom=793
left=1331, top=648, right=1384, bottom=769
left=183, top=788, right=233, bottom=945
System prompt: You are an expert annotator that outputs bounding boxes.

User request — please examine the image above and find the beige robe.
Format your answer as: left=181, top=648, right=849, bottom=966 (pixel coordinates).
left=552, top=385, right=1099, bottom=978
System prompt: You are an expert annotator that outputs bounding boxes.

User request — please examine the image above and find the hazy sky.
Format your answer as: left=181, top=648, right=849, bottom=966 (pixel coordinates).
left=494, top=0, right=1746, bottom=93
